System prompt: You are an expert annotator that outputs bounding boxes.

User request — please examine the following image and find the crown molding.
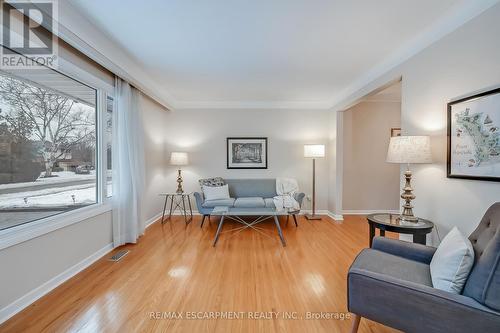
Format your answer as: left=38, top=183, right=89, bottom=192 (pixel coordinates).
left=174, top=100, right=334, bottom=110
left=329, top=0, right=500, bottom=111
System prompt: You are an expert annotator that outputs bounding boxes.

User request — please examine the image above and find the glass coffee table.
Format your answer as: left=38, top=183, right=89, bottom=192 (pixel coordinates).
left=211, top=206, right=289, bottom=247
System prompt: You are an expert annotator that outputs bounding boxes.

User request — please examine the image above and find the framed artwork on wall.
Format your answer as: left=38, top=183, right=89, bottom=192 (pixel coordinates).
left=227, top=137, right=268, bottom=169
left=447, top=87, right=500, bottom=182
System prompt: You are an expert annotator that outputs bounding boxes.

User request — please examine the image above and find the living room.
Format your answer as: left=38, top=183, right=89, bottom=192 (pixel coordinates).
left=0, top=1, right=499, bottom=332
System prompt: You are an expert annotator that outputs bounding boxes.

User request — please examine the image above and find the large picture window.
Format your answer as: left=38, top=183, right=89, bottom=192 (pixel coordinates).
left=0, top=68, right=99, bottom=230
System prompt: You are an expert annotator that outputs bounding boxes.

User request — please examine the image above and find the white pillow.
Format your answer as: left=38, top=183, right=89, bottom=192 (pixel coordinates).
left=202, top=184, right=230, bottom=201
left=430, top=227, right=475, bottom=294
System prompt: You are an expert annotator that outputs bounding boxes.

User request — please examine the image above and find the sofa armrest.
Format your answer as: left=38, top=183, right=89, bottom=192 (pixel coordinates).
left=348, top=267, right=500, bottom=333
left=193, top=192, right=205, bottom=212
left=372, top=236, right=437, bottom=264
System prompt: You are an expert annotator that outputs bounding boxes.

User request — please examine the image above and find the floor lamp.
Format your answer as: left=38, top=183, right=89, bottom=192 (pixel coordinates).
left=304, top=144, right=325, bottom=220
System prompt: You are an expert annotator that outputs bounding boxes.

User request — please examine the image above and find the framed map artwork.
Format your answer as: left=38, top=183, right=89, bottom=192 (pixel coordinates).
left=447, top=87, right=500, bottom=182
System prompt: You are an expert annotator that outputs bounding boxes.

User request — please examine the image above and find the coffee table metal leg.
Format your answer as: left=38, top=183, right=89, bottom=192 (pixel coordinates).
left=274, top=216, right=286, bottom=247
left=213, top=216, right=225, bottom=246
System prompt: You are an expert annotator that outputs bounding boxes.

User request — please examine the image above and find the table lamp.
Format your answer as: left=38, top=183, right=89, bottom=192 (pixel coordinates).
left=386, top=136, right=432, bottom=222
left=170, top=152, right=189, bottom=194
left=304, top=144, right=325, bottom=220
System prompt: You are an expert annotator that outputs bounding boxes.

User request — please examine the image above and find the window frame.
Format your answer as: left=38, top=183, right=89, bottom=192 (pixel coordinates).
left=0, top=57, right=115, bottom=251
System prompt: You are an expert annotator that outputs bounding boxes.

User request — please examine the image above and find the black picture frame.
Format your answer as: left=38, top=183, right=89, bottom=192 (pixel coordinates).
left=447, top=87, right=500, bottom=182
left=226, top=137, right=268, bottom=169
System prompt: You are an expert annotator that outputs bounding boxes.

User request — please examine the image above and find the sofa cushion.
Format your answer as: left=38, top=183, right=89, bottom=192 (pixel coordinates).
left=234, top=197, right=266, bottom=208
left=463, top=202, right=500, bottom=311
left=225, top=179, right=277, bottom=198
left=202, top=184, right=230, bottom=201
left=264, top=198, right=275, bottom=208
left=350, top=248, right=433, bottom=287
left=202, top=198, right=235, bottom=208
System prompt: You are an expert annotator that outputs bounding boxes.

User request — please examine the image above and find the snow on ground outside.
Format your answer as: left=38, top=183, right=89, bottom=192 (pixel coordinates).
left=0, top=171, right=96, bottom=190
left=0, top=171, right=112, bottom=208
left=0, top=184, right=96, bottom=208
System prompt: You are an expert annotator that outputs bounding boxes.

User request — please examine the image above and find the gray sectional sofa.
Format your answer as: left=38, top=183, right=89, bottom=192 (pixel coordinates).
left=194, top=178, right=305, bottom=227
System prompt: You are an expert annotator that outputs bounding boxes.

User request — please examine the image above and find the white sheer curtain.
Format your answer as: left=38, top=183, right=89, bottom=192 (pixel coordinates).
left=112, top=77, right=146, bottom=247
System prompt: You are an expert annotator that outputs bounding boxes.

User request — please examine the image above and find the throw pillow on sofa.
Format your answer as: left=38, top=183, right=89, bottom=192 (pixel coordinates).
left=202, top=184, right=230, bottom=201
left=199, top=177, right=225, bottom=188
left=430, top=226, right=475, bottom=294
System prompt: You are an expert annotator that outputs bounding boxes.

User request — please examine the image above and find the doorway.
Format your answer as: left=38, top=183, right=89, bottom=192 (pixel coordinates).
left=340, top=81, right=402, bottom=214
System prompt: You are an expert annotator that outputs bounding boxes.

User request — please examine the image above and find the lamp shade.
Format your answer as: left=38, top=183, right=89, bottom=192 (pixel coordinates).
left=386, top=136, right=432, bottom=164
left=170, top=152, right=189, bottom=166
left=304, top=144, right=325, bottom=158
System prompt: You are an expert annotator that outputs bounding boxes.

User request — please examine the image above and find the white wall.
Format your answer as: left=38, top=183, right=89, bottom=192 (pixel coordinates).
left=332, top=3, right=500, bottom=244
left=153, top=108, right=331, bottom=211
left=0, top=212, right=112, bottom=321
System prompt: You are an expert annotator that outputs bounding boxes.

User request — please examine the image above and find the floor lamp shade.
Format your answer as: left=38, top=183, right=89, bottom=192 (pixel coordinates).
left=304, top=144, right=325, bottom=220
left=304, top=144, right=326, bottom=158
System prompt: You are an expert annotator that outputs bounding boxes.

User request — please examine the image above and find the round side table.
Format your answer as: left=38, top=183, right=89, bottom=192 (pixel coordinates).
left=366, top=213, right=434, bottom=247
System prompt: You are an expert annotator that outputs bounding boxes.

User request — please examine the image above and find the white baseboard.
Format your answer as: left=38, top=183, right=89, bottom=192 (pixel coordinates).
left=145, top=211, right=202, bottom=229
left=300, top=210, right=343, bottom=221
left=0, top=242, right=113, bottom=325
left=327, top=211, right=344, bottom=221
left=342, top=209, right=399, bottom=215
left=145, top=212, right=163, bottom=229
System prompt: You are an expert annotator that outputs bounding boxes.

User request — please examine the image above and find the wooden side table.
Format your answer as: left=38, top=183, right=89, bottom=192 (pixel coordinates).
left=366, top=213, right=434, bottom=247
left=160, top=192, right=193, bottom=225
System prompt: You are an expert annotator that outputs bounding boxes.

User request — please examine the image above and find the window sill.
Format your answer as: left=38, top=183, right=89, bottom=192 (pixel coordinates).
left=0, top=204, right=112, bottom=251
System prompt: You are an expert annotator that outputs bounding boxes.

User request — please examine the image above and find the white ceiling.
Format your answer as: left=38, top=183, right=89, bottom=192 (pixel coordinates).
left=68, top=0, right=483, bottom=109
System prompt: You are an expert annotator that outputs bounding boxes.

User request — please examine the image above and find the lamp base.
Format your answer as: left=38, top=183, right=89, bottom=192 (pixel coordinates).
left=305, top=214, right=322, bottom=220
left=176, top=169, right=184, bottom=194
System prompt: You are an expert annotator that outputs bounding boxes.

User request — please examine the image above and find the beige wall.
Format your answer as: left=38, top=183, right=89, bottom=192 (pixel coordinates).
left=333, top=3, right=500, bottom=244
left=342, top=100, right=401, bottom=211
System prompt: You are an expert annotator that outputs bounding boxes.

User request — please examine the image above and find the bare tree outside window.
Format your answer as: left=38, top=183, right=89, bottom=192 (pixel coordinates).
left=0, top=71, right=98, bottom=230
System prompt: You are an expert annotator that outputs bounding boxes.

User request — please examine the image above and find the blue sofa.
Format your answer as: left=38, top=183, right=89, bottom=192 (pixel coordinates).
left=194, top=178, right=305, bottom=227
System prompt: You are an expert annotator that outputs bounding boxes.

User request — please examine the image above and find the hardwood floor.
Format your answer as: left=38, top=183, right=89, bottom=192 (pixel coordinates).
left=1, top=215, right=399, bottom=333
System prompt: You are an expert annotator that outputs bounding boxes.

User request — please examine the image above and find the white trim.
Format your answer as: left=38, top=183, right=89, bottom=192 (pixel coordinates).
left=145, top=213, right=162, bottom=229
left=0, top=242, right=113, bottom=325
left=342, top=210, right=400, bottom=215
left=299, top=210, right=343, bottom=221
left=327, top=211, right=344, bottom=221
left=175, top=100, right=333, bottom=110
left=144, top=211, right=202, bottom=230
left=0, top=204, right=112, bottom=251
